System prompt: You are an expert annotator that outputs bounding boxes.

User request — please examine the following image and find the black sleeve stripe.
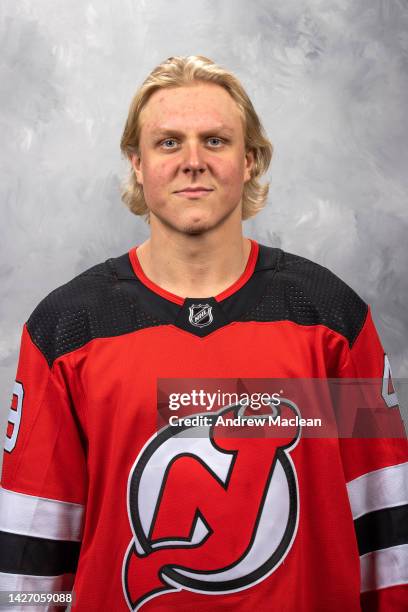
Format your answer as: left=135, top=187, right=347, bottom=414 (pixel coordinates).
left=0, top=530, right=80, bottom=576
left=354, top=503, right=408, bottom=556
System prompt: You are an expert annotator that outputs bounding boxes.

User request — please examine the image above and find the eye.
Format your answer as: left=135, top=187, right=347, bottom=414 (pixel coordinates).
left=207, top=137, right=224, bottom=147
left=161, top=138, right=178, bottom=149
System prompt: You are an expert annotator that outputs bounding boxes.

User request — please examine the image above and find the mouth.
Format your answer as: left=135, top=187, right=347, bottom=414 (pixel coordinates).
left=175, top=188, right=214, bottom=198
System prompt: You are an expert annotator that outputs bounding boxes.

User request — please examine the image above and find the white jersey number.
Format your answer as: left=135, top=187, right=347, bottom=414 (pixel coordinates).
left=4, top=381, right=24, bottom=453
left=381, top=354, right=399, bottom=409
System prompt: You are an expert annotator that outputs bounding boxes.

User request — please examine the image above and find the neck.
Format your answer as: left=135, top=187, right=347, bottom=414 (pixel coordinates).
left=136, top=219, right=251, bottom=299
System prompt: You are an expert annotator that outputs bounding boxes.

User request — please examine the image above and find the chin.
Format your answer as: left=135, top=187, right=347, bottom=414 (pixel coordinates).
left=153, top=205, right=237, bottom=236
left=179, top=219, right=213, bottom=235
left=172, top=210, right=218, bottom=235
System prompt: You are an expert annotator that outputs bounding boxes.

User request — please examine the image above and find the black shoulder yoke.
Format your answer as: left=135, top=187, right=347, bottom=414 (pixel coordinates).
left=238, top=248, right=368, bottom=347
left=27, top=245, right=368, bottom=367
left=27, top=258, right=170, bottom=367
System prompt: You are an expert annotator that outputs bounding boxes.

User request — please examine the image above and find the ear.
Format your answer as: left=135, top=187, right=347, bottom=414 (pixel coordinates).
left=130, top=153, right=143, bottom=186
left=244, top=149, right=255, bottom=183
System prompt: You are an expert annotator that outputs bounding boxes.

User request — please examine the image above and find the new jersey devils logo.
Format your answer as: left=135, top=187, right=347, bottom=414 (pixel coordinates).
left=123, top=400, right=301, bottom=610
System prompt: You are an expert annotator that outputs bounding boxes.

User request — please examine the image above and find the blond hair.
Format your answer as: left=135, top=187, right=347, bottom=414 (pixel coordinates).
left=120, top=55, right=273, bottom=221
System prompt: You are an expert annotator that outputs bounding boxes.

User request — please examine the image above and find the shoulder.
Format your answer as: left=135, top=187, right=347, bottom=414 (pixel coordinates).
left=248, top=244, right=368, bottom=347
left=26, top=254, right=163, bottom=367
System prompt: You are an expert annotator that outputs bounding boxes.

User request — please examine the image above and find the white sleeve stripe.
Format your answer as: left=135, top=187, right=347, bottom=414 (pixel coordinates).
left=360, top=544, right=408, bottom=592
left=346, top=462, right=408, bottom=520
left=0, top=487, right=84, bottom=542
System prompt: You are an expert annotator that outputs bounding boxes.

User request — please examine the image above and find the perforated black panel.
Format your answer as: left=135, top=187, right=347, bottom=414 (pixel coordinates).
left=239, top=250, right=367, bottom=347
left=27, top=259, right=170, bottom=367
left=27, top=246, right=368, bottom=366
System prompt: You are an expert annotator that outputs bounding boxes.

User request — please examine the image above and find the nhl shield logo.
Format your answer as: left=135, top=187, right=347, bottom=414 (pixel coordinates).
left=188, top=303, right=213, bottom=328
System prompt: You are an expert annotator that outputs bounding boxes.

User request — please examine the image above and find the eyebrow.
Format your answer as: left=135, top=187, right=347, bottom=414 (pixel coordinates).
left=150, top=125, right=235, bottom=138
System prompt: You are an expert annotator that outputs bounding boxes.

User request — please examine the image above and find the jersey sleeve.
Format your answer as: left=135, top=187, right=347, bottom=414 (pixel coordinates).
left=0, top=322, right=87, bottom=605
left=336, top=307, right=408, bottom=610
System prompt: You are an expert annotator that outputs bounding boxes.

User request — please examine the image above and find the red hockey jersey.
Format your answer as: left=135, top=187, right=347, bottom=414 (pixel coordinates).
left=1, top=240, right=407, bottom=611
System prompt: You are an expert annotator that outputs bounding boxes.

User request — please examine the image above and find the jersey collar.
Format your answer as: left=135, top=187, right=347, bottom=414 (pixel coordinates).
left=128, top=239, right=260, bottom=305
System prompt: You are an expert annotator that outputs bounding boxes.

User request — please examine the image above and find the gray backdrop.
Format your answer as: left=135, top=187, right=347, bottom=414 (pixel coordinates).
left=1, top=1, right=407, bottom=444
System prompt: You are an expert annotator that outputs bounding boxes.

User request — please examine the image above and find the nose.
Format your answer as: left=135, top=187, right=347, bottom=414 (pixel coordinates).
left=180, top=140, right=206, bottom=175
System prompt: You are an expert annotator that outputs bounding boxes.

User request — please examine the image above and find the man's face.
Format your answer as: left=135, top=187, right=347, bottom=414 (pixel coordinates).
left=131, top=82, right=254, bottom=235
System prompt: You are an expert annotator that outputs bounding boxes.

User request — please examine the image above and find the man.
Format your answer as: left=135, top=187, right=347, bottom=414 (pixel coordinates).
left=1, top=55, right=407, bottom=611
